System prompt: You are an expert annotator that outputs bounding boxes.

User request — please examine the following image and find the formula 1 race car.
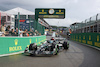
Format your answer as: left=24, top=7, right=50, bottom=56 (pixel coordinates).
left=24, top=41, right=59, bottom=56
left=24, top=39, right=69, bottom=56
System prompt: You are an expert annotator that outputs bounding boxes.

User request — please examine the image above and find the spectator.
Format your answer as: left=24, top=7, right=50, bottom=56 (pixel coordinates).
left=19, top=28, right=23, bottom=37
left=5, top=26, right=11, bottom=36
left=29, top=29, right=34, bottom=36
left=6, top=26, right=10, bottom=31
left=26, top=32, right=29, bottom=37
left=34, top=32, right=36, bottom=36
left=1, top=24, right=6, bottom=34
left=1, top=33, right=5, bottom=37
left=23, top=29, right=28, bottom=36
left=15, top=28, right=18, bottom=36
left=0, top=32, right=4, bottom=36
left=10, top=29, right=16, bottom=36
left=35, top=30, right=39, bottom=36
left=39, top=33, right=41, bottom=36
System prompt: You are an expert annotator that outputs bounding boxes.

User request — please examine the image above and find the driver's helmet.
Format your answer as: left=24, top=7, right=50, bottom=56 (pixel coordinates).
left=29, top=43, right=37, bottom=50
left=32, top=43, right=37, bottom=50
left=53, top=40, right=56, bottom=42
left=32, top=43, right=37, bottom=47
left=33, top=43, right=37, bottom=46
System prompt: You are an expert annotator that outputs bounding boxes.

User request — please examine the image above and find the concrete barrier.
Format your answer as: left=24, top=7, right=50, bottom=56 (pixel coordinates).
left=0, top=35, right=46, bottom=55
left=70, top=33, right=100, bottom=49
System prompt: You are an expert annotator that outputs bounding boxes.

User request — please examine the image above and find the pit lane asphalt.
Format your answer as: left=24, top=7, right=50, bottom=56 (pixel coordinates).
left=0, top=36, right=88, bottom=67
left=69, top=40, right=100, bottom=67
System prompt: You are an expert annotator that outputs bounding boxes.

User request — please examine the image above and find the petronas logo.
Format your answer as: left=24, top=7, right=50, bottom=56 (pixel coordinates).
left=14, top=39, right=18, bottom=45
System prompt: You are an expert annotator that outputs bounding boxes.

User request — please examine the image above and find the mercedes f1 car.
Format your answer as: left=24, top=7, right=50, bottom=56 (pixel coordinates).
left=24, top=39, right=69, bottom=56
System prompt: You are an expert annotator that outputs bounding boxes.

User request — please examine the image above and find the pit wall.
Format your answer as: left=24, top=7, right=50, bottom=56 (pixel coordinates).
left=0, top=35, right=46, bottom=55
left=70, top=33, right=100, bottom=48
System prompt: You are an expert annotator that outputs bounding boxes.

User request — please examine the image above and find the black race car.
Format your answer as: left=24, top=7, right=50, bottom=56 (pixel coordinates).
left=24, top=39, right=69, bottom=56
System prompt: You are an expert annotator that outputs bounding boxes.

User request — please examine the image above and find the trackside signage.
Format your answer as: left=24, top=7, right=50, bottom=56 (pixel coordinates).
left=9, top=39, right=22, bottom=52
left=35, top=8, right=65, bottom=19
left=0, top=36, right=46, bottom=55
left=71, top=33, right=100, bottom=48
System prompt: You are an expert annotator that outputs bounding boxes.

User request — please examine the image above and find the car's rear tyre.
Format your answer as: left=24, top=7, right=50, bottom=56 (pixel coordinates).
left=63, top=41, right=69, bottom=50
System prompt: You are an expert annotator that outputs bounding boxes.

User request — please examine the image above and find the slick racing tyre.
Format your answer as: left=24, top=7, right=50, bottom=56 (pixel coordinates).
left=63, top=41, right=69, bottom=49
